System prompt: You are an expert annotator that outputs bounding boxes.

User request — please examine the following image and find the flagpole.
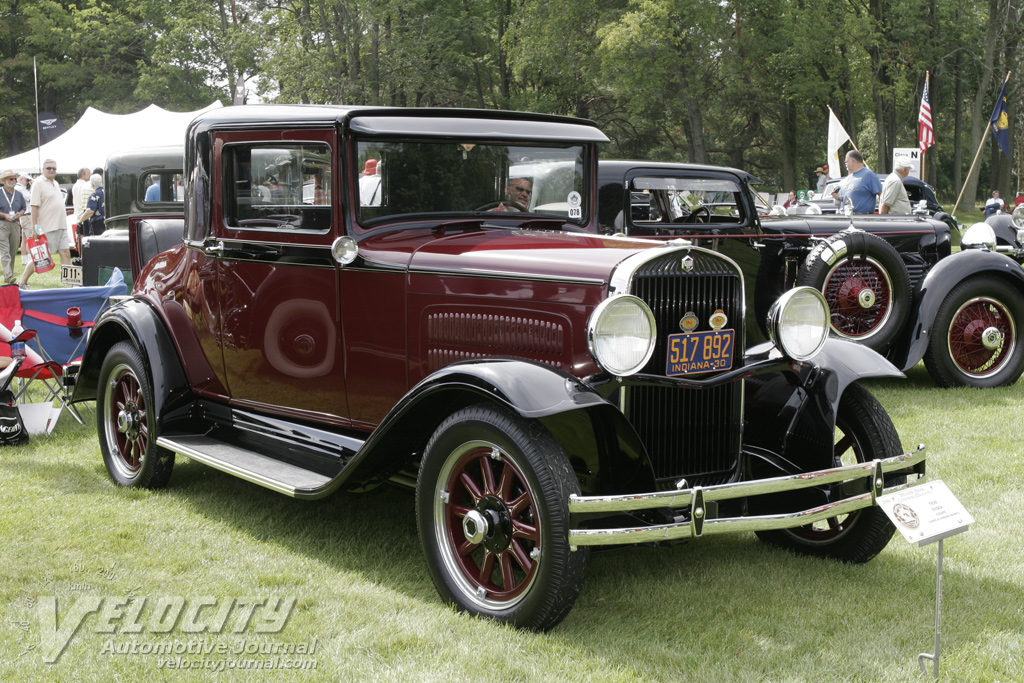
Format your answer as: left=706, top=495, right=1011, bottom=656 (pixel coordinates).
left=952, top=70, right=1012, bottom=217
left=33, top=56, right=42, bottom=174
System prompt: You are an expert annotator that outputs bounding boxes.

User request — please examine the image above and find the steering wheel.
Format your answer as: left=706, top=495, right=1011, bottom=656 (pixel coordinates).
left=684, top=206, right=711, bottom=223
left=476, top=200, right=529, bottom=212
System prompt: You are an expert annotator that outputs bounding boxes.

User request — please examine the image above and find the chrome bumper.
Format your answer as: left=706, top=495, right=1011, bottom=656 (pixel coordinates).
left=567, top=444, right=926, bottom=549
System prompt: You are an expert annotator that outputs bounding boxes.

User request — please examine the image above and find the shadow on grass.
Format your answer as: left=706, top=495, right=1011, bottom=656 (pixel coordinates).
left=152, top=453, right=1023, bottom=679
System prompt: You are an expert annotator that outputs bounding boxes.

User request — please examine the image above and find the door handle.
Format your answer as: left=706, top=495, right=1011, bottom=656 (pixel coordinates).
left=204, top=241, right=225, bottom=256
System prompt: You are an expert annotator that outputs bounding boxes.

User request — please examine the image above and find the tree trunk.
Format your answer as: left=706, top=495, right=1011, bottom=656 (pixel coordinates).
left=962, top=0, right=1005, bottom=212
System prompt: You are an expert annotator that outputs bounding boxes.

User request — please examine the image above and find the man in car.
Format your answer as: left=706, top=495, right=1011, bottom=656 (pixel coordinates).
left=491, top=177, right=533, bottom=212
left=831, top=151, right=881, bottom=214
left=879, top=161, right=912, bottom=214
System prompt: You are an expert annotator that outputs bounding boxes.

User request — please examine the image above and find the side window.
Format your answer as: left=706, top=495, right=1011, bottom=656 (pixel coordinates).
left=141, top=172, right=184, bottom=203
left=222, top=142, right=332, bottom=232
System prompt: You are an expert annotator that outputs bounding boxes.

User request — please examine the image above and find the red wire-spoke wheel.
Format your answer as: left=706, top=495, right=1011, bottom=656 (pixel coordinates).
left=946, top=296, right=1015, bottom=377
left=755, top=384, right=903, bottom=563
left=417, top=404, right=586, bottom=630
left=926, top=276, right=1024, bottom=388
left=436, top=441, right=540, bottom=607
left=797, top=230, right=910, bottom=352
left=822, top=257, right=893, bottom=339
left=97, top=341, right=175, bottom=488
left=107, top=364, right=147, bottom=476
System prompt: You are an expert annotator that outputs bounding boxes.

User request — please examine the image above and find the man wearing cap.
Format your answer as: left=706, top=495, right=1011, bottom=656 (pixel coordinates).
left=359, top=158, right=382, bottom=206
left=879, top=162, right=912, bottom=214
left=815, top=166, right=829, bottom=195
left=19, top=158, right=72, bottom=289
left=0, top=170, right=27, bottom=284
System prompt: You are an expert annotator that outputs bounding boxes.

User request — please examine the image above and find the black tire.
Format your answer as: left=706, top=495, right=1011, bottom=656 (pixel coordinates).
left=756, top=383, right=903, bottom=563
left=797, top=230, right=911, bottom=352
left=923, top=276, right=1024, bottom=388
left=416, top=403, right=587, bottom=630
left=97, top=341, right=175, bottom=488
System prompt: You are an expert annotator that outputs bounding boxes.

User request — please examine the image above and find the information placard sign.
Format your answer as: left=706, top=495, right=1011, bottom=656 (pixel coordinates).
left=876, top=480, right=973, bottom=546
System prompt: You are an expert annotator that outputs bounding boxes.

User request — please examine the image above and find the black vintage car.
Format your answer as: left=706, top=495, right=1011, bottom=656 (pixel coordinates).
left=597, top=160, right=1024, bottom=388
left=71, top=106, right=925, bottom=630
left=79, top=146, right=184, bottom=286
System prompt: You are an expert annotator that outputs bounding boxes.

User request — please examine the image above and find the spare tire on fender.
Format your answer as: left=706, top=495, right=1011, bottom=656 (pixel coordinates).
left=796, top=229, right=911, bottom=352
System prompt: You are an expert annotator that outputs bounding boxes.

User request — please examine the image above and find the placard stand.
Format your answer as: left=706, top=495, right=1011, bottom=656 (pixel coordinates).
left=916, top=537, right=942, bottom=679
left=875, top=480, right=973, bottom=680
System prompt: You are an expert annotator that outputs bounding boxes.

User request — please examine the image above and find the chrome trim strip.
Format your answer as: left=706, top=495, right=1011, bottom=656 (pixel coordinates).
left=408, top=265, right=606, bottom=286
left=233, top=409, right=365, bottom=458
left=567, top=444, right=926, bottom=547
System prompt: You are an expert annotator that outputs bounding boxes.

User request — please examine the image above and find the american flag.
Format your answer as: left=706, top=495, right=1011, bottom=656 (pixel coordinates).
left=918, top=78, right=935, bottom=153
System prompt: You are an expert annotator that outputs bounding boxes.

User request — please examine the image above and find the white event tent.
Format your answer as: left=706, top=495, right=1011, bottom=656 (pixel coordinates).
left=0, top=101, right=223, bottom=175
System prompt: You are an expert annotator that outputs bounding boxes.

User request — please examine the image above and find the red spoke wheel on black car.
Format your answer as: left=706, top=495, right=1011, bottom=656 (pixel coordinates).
left=417, top=404, right=587, bottom=630
left=797, top=230, right=911, bottom=352
left=97, top=341, right=174, bottom=488
left=756, top=384, right=903, bottom=563
left=924, top=276, right=1024, bottom=388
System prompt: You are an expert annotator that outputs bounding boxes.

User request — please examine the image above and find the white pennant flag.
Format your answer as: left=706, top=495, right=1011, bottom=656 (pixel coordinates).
left=827, top=107, right=852, bottom=179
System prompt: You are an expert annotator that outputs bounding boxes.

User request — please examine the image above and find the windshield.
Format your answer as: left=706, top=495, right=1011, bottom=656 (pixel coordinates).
left=627, top=175, right=748, bottom=228
left=354, top=139, right=587, bottom=228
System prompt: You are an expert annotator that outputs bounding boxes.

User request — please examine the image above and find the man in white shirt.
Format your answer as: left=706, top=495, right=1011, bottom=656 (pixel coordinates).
left=879, top=162, right=912, bottom=214
left=984, top=190, right=1005, bottom=218
left=19, top=159, right=72, bottom=288
left=72, top=167, right=91, bottom=222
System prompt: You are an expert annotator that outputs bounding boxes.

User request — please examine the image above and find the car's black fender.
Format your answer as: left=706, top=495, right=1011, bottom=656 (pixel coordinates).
left=893, top=248, right=1024, bottom=370
left=333, top=358, right=655, bottom=496
left=71, top=298, right=197, bottom=431
left=744, top=338, right=903, bottom=472
left=982, top=214, right=1019, bottom=247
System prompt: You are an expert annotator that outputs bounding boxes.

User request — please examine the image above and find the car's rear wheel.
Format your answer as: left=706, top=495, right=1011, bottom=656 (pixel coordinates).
left=797, top=230, right=911, bottom=352
left=97, top=341, right=174, bottom=488
left=416, top=404, right=587, bottom=630
left=755, top=383, right=902, bottom=563
left=924, top=276, right=1024, bottom=388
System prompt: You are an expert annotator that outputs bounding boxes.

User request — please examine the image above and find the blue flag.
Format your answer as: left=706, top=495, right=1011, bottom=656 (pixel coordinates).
left=989, top=82, right=1011, bottom=159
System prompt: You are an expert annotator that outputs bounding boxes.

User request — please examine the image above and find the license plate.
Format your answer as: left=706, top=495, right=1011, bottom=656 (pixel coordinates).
left=665, top=329, right=735, bottom=376
left=61, top=264, right=82, bottom=287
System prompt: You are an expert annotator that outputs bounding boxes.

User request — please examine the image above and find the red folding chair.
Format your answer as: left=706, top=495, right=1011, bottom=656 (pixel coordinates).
left=0, top=286, right=83, bottom=427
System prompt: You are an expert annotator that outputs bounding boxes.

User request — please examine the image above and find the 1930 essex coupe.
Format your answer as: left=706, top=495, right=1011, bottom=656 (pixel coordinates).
left=597, top=160, right=1024, bottom=389
left=71, top=106, right=925, bottom=630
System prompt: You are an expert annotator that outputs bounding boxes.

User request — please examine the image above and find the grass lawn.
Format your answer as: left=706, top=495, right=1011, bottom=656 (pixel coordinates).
left=1, top=357, right=1021, bottom=682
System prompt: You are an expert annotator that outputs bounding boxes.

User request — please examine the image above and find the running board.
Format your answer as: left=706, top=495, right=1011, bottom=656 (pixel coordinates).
left=157, top=435, right=333, bottom=498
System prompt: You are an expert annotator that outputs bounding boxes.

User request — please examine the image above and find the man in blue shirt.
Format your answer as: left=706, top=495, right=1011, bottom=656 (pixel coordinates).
left=830, top=150, right=881, bottom=214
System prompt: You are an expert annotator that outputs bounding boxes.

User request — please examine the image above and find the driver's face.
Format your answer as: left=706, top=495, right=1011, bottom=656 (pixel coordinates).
left=508, top=178, right=532, bottom=206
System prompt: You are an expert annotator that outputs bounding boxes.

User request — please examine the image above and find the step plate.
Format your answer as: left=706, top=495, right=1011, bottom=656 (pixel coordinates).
left=157, top=435, right=332, bottom=497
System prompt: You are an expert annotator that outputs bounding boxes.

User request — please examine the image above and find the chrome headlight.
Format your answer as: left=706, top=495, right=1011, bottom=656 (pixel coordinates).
left=766, top=287, right=829, bottom=361
left=587, top=295, right=657, bottom=376
left=961, top=222, right=996, bottom=250
left=1013, top=204, right=1024, bottom=229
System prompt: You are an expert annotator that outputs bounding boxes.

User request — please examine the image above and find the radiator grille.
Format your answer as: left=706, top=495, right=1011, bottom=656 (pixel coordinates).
left=626, top=250, right=744, bottom=488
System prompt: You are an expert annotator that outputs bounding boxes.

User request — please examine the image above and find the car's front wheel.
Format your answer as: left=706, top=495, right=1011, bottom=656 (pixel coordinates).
left=97, top=341, right=174, bottom=488
left=416, top=404, right=587, bottom=630
left=755, top=383, right=902, bottom=563
left=924, top=276, right=1024, bottom=388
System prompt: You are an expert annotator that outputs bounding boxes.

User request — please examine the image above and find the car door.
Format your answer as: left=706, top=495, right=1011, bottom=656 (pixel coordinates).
left=208, top=128, right=350, bottom=419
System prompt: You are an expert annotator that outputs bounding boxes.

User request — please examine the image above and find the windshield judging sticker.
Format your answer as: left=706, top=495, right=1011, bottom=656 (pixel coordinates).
left=567, top=191, right=582, bottom=219
left=666, top=329, right=735, bottom=376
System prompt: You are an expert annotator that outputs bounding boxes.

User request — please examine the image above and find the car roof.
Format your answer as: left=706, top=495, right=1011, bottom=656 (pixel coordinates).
left=189, top=105, right=610, bottom=143
left=598, top=160, right=758, bottom=184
